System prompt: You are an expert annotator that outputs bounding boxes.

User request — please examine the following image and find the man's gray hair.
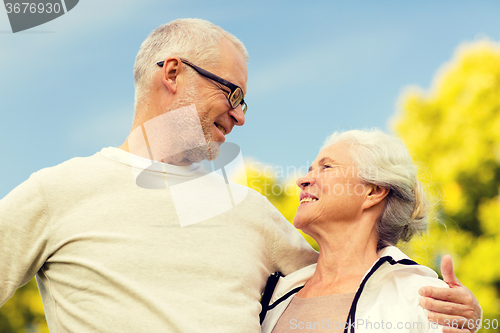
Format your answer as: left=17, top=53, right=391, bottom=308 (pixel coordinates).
left=321, top=129, right=429, bottom=250
left=133, top=18, right=249, bottom=104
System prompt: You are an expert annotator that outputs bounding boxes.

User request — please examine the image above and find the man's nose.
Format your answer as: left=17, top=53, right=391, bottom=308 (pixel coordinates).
left=229, top=105, right=245, bottom=126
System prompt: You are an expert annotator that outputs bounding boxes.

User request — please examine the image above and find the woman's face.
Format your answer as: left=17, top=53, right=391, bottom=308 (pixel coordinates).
left=293, top=141, right=368, bottom=232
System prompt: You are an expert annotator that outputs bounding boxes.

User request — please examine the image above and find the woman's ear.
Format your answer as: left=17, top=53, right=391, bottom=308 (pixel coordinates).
left=161, top=58, right=182, bottom=94
left=363, top=184, right=390, bottom=210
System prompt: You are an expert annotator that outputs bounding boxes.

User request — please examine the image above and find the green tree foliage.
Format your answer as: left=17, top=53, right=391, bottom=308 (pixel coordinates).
left=393, top=39, right=500, bottom=331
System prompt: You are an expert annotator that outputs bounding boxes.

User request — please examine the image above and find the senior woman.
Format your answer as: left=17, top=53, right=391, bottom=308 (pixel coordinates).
left=260, top=129, right=450, bottom=333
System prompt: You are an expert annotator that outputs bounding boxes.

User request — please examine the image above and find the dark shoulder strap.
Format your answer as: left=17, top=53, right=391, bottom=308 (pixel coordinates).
left=344, top=257, right=418, bottom=333
left=259, top=272, right=284, bottom=324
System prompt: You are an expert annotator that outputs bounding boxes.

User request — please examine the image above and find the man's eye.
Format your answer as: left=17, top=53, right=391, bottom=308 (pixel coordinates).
left=215, top=83, right=230, bottom=94
left=321, top=164, right=332, bottom=170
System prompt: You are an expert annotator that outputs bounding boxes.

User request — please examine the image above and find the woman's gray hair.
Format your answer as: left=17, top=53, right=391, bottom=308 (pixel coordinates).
left=133, top=18, right=249, bottom=105
left=321, top=129, right=429, bottom=250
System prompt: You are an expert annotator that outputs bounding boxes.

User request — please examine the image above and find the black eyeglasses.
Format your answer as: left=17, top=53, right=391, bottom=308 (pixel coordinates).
left=157, top=59, right=247, bottom=114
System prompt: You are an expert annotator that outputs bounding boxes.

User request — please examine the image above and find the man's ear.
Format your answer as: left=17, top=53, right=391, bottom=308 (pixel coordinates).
left=362, top=184, right=390, bottom=210
left=161, top=58, right=182, bottom=94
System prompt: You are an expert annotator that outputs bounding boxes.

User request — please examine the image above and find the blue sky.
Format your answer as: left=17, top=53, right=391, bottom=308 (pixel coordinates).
left=1, top=0, right=500, bottom=198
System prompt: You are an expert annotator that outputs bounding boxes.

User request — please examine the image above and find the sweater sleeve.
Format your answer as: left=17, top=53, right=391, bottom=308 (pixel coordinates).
left=265, top=199, right=318, bottom=275
left=0, top=173, right=51, bottom=306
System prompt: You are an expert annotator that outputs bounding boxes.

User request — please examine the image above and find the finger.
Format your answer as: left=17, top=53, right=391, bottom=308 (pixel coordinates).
left=419, top=286, right=472, bottom=305
left=420, top=297, right=475, bottom=319
left=427, top=310, right=467, bottom=326
left=440, top=255, right=461, bottom=286
left=427, top=312, right=474, bottom=332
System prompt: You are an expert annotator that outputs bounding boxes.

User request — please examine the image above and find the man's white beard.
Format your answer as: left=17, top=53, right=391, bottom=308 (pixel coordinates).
left=158, top=88, right=221, bottom=164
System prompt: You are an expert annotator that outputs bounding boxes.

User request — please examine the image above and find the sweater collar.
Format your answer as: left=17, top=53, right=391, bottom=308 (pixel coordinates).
left=98, top=147, right=207, bottom=176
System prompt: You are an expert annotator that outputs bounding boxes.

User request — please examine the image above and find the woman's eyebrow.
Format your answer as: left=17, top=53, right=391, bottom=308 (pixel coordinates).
left=309, top=157, right=336, bottom=172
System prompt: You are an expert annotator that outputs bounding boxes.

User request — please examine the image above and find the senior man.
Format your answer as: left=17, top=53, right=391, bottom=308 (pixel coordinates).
left=0, top=19, right=481, bottom=332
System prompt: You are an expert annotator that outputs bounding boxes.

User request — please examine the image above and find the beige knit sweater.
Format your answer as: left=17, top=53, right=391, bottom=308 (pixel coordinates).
left=0, top=147, right=318, bottom=333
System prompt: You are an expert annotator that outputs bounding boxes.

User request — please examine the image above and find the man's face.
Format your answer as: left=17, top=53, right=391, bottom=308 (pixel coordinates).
left=191, top=38, right=248, bottom=160
left=146, top=38, right=248, bottom=165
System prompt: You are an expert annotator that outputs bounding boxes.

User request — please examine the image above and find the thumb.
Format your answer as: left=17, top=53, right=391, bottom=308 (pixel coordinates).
left=440, top=254, right=461, bottom=287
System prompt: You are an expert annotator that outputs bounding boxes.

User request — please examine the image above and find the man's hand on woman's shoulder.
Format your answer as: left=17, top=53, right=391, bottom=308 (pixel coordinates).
left=419, top=255, right=481, bottom=333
